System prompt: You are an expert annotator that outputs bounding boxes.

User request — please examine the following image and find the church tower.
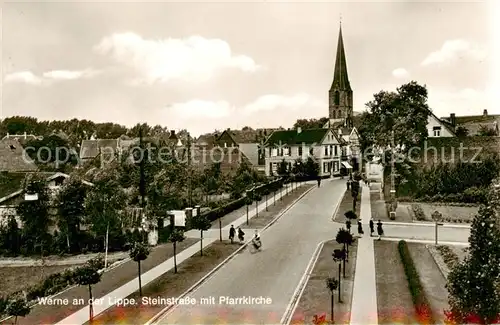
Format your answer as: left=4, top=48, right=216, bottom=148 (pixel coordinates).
left=328, top=23, right=353, bottom=125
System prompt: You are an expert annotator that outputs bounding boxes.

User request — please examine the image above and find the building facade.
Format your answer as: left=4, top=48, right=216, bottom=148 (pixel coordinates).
left=264, top=128, right=343, bottom=177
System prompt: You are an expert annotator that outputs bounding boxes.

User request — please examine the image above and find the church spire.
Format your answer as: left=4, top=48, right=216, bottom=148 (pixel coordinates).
left=331, top=23, right=351, bottom=91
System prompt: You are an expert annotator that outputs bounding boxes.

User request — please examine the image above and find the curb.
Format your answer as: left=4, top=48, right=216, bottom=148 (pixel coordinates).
left=280, top=240, right=327, bottom=325
left=379, top=237, right=469, bottom=246
left=331, top=188, right=347, bottom=222
left=145, top=183, right=315, bottom=325
left=383, top=221, right=471, bottom=228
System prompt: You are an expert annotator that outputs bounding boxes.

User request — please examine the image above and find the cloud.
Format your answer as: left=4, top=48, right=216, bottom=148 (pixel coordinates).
left=4, top=71, right=43, bottom=85
left=94, top=32, right=261, bottom=84
left=421, top=39, right=487, bottom=66
left=168, top=100, right=233, bottom=119
left=392, top=68, right=409, bottom=79
left=43, top=69, right=100, bottom=80
left=4, top=69, right=100, bottom=85
left=243, top=93, right=324, bottom=114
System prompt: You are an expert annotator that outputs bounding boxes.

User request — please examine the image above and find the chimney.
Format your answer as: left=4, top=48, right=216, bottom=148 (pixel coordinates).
left=450, top=113, right=456, bottom=127
left=483, top=109, right=488, bottom=116
left=338, top=128, right=342, bottom=135
left=297, top=127, right=302, bottom=134
left=24, top=131, right=27, bottom=138
left=170, top=130, right=176, bottom=137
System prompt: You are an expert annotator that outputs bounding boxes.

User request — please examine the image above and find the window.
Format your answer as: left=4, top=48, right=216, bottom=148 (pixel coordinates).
left=338, top=110, right=342, bottom=118
left=271, top=148, right=278, bottom=157
left=224, top=142, right=227, bottom=148
left=298, top=146, right=303, bottom=156
left=330, top=145, right=333, bottom=155
left=334, top=91, right=340, bottom=105
left=309, top=147, right=314, bottom=155
left=433, top=126, right=441, bottom=137
left=324, top=146, right=328, bottom=156
left=334, top=145, right=338, bottom=156
left=285, top=147, right=291, bottom=156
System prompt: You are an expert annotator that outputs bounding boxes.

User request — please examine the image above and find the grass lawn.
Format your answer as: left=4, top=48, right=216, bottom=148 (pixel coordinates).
left=333, top=185, right=361, bottom=221
left=415, top=203, right=477, bottom=223
left=374, top=240, right=416, bottom=324
left=88, top=242, right=240, bottom=325
left=241, top=184, right=314, bottom=229
left=290, top=240, right=358, bottom=325
left=406, top=242, right=448, bottom=323
left=0, top=265, right=79, bottom=297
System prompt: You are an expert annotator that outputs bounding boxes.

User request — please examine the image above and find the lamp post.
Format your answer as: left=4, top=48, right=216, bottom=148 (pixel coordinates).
left=26, top=191, right=45, bottom=277
left=432, top=211, right=443, bottom=245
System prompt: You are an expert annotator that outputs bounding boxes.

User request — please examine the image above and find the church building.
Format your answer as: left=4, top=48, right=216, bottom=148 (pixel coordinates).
left=323, top=23, right=361, bottom=172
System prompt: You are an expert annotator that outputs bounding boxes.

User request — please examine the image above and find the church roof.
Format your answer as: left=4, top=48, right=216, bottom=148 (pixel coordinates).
left=330, top=24, right=351, bottom=92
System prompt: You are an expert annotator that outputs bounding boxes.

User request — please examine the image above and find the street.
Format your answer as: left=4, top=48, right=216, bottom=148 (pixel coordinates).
left=148, top=179, right=346, bottom=324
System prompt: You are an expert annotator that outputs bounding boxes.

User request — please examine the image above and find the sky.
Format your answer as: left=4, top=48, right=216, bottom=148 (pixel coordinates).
left=1, top=0, right=498, bottom=137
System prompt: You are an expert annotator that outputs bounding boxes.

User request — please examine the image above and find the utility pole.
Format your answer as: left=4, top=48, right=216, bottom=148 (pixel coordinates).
left=139, top=127, right=146, bottom=209
left=390, top=129, right=397, bottom=212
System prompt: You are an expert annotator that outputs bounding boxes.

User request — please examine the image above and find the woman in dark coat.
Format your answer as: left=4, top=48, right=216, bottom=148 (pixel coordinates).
left=377, top=220, right=384, bottom=240
left=357, top=220, right=364, bottom=235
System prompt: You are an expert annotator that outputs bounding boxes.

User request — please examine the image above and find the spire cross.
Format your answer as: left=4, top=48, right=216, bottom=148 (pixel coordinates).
left=340, top=13, right=342, bottom=25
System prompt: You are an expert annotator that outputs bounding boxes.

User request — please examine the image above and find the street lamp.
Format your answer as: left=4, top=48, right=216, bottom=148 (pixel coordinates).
left=25, top=190, right=45, bottom=277
left=432, top=211, right=443, bottom=245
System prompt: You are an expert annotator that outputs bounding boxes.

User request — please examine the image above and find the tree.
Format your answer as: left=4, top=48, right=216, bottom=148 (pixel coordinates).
left=56, top=177, right=88, bottom=253
left=129, top=242, right=150, bottom=297
left=169, top=229, right=186, bottom=273
left=6, top=298, right=30, bottom=325
left=304, top=157, right=320, bottom=179
left=277, top=159, right=289, bottom=177
left=245, top=195, right=253, bottom=225
left=351, top=180, right=360, bottom=211
left=190, top=213, right=211, bottom=256
left=262, top=187, right=270, bottom=211
left=229, top=160, right=259, bottom=199
left=74, top=263, right=102, bottom=322
left=332, top=249, right=345, bottom=302
left=478, top=125, right=497, bottom=136
left=0, top=216, right=21, bottom=256
left=446, top=182, right=500, bottom=324
left=359, top=81, right=431, bottom=157
left=325, top=277, right=339, bottom=323
left=455, top=126, right=469, bottom=137
left=293, top=117, right=329, bottom=130
left=16, top=174, right=51, bottom=255
left=25, top=134, right=77, bottom=171
left=336, top=228, right=354, bottom=278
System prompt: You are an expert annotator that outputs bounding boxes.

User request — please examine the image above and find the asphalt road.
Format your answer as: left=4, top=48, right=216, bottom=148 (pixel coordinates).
left=149, top=179, right=346, bottom=324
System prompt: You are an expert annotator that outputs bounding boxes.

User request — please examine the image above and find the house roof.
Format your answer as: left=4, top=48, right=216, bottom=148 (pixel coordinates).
left=441, top=114, right=500, bottom=125
left=190, top=147, right=253, bottom=171
left=0, top=139, right=38, bottom=172
left=462, top=122, right=499, bottom=135
left=195, top=134, right=216, bottom=148
left=265, top=128, right=335, bottom=146
left=79, top=139, right=120, bottom=159
left=428, top=109, right=456, bottom=136
left=238, top=143, right=260, bottom=166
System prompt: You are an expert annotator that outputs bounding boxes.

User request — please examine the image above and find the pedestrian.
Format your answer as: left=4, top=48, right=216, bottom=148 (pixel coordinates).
left=346, top=219, right=351, bottom=233
left=369, top=218, right=374, bottom=237
left=377, top=219, right=384, bottom=240
left=229, top=225, right=235, bottom=244
left=237, top=227, right=245, bottom=243
left=357, top=220, right=364, bottom=236
left=317, top=177, right=321, bottom=187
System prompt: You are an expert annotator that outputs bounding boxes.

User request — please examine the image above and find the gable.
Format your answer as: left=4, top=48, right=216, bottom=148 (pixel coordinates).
left=320, top=130, right=341, bottom=145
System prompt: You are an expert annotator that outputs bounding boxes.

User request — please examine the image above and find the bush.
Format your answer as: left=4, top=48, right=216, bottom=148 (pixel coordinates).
left=411, top=204, right=426, bottom=221
left=462, top=187, right=488, bottom=204
left=398, top=240, right=435, bottom=324
left=436, top=245, right=459, bottom=269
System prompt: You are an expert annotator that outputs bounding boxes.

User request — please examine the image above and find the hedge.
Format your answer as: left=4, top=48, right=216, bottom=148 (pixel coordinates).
left=200, top=178, right=286, bottom=223
left=436, top=245, right=460, bottom=270
left=411, top=204, right=426, bottom=221
left=398, top=240, right=435, bottom=324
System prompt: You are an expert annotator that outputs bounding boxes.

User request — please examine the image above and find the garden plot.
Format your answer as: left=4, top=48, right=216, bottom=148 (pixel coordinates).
left=414, top=203, right=478, bottom=223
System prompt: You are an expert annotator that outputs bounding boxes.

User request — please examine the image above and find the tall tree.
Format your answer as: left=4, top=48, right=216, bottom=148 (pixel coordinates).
left=129, top=242, right=150, bottom=297
left=56, top=177, right=88, bottom=253
left=74, top=263, right=102, bottom=322
left=293, top=117, right=329, bottom=130
left=6, top=298, right=30, bottom=325
left=169, top=229, right=186, bottom=273
left=446, top=181, right=500, bottom=324
left=16, top=174, right=51, bottom=254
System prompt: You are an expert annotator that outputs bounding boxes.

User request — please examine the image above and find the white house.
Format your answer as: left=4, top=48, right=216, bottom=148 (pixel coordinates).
left=426, top=110, right=456, bottom=137
left=263, top=127, right=344, bottom=177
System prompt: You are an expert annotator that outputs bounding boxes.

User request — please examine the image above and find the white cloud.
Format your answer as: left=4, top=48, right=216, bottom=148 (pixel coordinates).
left=4, top=71, right=43, bottom=85
left=392, top=68, right=409, bottom=79
left=94, top=32, right=261, bottom=84
left=43, top=69, right=100, bottom=80
left=168, top=100, right=232, bottom=119
left=421, top=39, right=487, bottom=66
left=243, top=93, right=324, bottom=114
left=4, top=69, right=100, bottom=85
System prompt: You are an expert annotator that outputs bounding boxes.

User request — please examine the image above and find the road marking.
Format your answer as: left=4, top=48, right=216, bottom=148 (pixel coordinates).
left=280, top=240, right=327, bottom=325
left=380, top=237, right=469, bottom=246
left=145, top=184, right=315, bottom=325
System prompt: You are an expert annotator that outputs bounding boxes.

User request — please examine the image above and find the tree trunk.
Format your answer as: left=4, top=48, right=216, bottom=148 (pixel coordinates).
left=173, top=242, right=177, bottom=273
left=246, top=205, right=249, bottom=225
left=343, top=255, right=346, bottom=279
left=66, top=233, right=70, bottom=252
left=200, top=230, right=203, bottom=256
left=331, top=293, right=334, bottom=323
left=219, top=218, right=222, bottom=241
left=274, top=190, right=276, bottom=205
left=104, top=222, right=109, bottom=269
left=265, top=194, right=268, bottom=211
left=138, top=261, right=142, bottom=297
left=14, top=316, right=17, bottom=325
left=89, top=284, right=93, bottom=322
left=255, top=200, right=258, bottom=217
left=338, top=263, right=342, bottom=303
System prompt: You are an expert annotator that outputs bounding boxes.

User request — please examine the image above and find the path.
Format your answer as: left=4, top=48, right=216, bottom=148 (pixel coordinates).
left=147, top=179, right=346, bottom=324
left=53, top=182, right=307, bottom=325
left=350, top=183, right=378, bottom=325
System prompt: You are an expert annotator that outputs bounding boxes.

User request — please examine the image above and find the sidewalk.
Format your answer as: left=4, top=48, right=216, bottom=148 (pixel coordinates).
left=350, top=184, right=378, bottom=325
left=56, top=182, right=306, bottom=325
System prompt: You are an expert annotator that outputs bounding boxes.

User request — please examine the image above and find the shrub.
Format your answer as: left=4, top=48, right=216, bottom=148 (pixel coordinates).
left=398, top=240, right=435, bottom=324
left=436, top=245, right=459, bottom=269
left=411, top=204, right=426, bottom=221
